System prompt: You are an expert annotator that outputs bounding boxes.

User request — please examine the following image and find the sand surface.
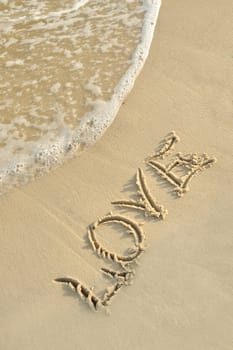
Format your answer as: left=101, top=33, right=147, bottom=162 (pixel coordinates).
left=0, top=0, right=233, bottom=349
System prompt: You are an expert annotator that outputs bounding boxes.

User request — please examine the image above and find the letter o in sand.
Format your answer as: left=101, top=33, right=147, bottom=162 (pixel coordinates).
left=88, top=213, right=145, bottom=264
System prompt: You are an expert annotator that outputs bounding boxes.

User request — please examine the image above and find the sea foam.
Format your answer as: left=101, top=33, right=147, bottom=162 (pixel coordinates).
left=0, top=0, right=161, bottom=194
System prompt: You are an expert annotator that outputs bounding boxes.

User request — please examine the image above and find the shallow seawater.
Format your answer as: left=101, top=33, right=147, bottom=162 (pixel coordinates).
left=0, top=0, right=161, bottom=194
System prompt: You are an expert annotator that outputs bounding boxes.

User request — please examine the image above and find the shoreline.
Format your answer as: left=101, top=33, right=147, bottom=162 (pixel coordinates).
left=0, top=0, right=161, bottom=196
left=0, top=0, right=232, bottom=349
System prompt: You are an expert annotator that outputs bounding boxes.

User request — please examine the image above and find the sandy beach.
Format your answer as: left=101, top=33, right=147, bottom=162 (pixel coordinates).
left=0, top=0, right=233, bottom=349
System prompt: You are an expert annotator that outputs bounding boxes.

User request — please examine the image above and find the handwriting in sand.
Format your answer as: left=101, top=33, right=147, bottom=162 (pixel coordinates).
left=55, top=131, right=216, bottom=311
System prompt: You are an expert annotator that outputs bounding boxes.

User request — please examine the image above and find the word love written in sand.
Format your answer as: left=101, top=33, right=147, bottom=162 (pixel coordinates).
left=55, top=132, right=216, bottom=311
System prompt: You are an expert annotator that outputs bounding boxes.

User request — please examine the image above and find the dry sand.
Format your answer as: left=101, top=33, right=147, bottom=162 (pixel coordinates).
left=0, top=0, right=233, bottom=349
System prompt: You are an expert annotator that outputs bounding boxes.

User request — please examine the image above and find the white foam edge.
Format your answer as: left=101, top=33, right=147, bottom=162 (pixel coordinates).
left=0, top=0, right=162, bottom=194
left=70, top=0, right=162, bottom=145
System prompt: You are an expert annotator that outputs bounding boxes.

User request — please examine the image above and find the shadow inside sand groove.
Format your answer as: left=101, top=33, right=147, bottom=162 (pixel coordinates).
left=145, top=164, right=180, bottom=200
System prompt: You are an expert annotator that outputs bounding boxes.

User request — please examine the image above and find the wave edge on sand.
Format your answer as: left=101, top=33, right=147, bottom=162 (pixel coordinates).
left=0, top=0, right=161, bottom=195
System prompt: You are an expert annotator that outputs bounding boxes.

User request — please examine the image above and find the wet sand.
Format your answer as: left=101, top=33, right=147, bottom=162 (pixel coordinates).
left=0, top=0, right=232, bottom=349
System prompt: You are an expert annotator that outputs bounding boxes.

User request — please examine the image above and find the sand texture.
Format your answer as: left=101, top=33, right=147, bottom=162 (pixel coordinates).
left=0, top=0, right=233, bottom=349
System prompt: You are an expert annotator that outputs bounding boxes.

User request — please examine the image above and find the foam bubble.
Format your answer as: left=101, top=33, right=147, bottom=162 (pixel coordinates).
left=0, top=0, right=161, bottom=195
